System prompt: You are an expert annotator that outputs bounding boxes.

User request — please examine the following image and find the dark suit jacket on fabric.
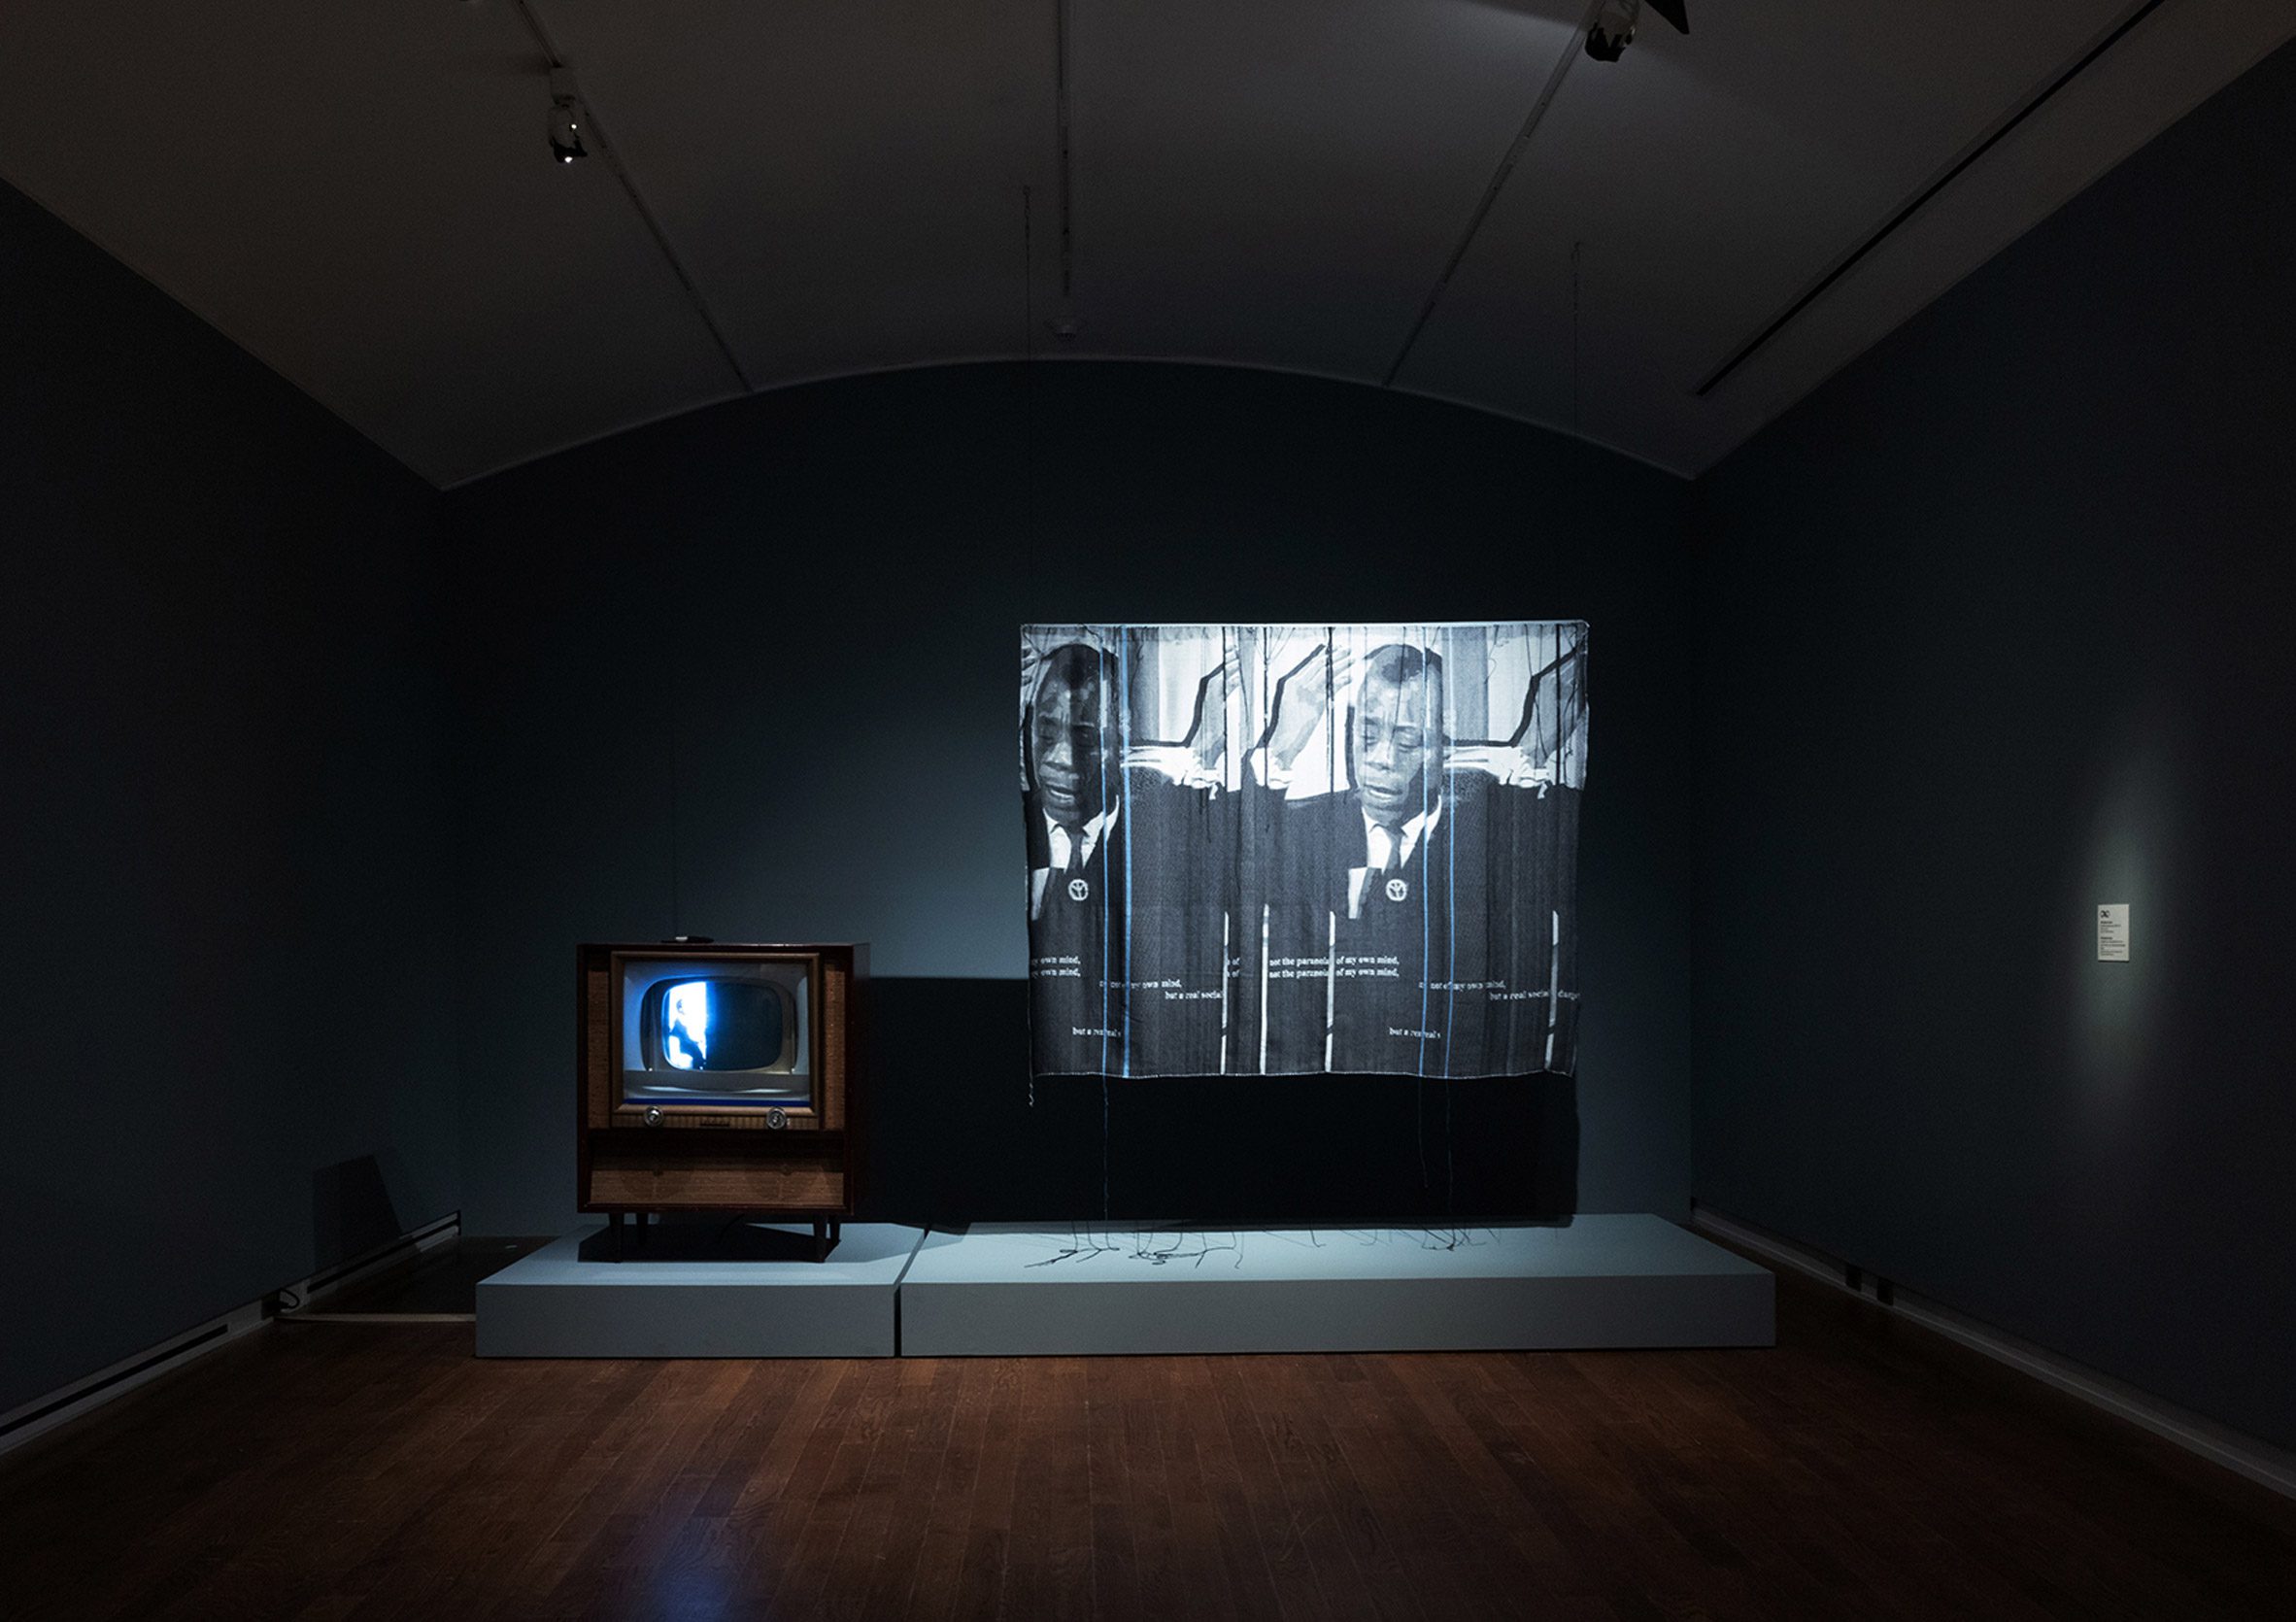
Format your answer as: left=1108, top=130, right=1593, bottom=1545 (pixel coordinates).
left=1025, top=770, right=1238, bottom=1076
left=1255, top=775, right=1577, bottom=1077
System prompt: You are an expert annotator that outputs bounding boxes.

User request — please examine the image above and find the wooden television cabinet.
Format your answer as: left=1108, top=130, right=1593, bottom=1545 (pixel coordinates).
left=576, top=941, right=867, bottom=1260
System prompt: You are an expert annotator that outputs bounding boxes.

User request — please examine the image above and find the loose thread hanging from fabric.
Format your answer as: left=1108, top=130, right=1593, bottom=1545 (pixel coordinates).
left=1021, top=183, right=1036, bottom=1112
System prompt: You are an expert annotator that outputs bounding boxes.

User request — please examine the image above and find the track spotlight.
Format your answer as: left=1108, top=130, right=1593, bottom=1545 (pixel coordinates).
left=1585, top=0, right=1688, bottom=63
left=546, top=67, right=589, bottom=164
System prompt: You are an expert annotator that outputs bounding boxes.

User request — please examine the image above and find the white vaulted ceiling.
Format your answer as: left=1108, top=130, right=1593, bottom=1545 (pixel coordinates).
left=1, top=2, right=2287, bottom=487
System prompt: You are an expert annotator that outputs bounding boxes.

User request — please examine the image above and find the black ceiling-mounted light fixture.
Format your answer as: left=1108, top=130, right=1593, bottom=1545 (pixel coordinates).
left=1585, top=0, right=1688, bottom=63
left=546, top=66, right=589, bottom=164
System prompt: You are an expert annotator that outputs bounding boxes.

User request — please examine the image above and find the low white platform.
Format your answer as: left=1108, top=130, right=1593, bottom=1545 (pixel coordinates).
left=476, top=1223, right=928, bottom=1358
left=898, top=1215, right=1773, bottom=1357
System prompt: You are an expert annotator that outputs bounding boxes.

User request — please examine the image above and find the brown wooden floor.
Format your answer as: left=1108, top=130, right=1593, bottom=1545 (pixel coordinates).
left=5, top=1259, right=2292, bottom=1621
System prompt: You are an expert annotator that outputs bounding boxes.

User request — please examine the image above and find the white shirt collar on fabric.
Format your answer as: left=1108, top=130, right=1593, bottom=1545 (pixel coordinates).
left=1044, top=802, right=1120, bottom=870
left=1362, top=795, right=1441, bottom=869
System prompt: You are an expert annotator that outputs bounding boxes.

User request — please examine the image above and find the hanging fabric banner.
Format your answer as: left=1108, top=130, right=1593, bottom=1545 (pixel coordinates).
left=1020, top=623, right=1587, bottom=1079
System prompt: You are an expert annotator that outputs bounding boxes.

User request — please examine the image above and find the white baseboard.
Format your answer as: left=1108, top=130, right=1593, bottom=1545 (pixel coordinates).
left=1689, top=1203, right=2296, bottom=1502
left=0, top=1210, right=459, bottom=1461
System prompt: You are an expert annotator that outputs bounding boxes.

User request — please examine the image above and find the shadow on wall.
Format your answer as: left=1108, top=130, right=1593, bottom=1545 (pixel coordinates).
left=865, top=979, right=1578, bottom=1227
left=311, top=1155, right=407, bottom=1271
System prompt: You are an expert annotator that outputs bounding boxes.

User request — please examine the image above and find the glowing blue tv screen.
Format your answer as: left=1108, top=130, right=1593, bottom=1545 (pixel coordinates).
left=619, top=957, right=810, bottom=1107
left=649, top=979, right=784, bottom=1071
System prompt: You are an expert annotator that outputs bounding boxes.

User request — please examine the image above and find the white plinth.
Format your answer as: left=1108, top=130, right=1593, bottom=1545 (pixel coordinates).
left=896, top=1215, right=1773, bottom=1357
left=476, top=1222, right=927, bottom=1358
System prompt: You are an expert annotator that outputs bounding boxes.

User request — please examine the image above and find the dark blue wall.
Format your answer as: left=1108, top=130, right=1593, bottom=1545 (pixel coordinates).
left=441, top=363, right=1698, bottom=1234
left=0, top=183, right=459, bottom=1415
left=1693, top=42, right=2296, bottom=1448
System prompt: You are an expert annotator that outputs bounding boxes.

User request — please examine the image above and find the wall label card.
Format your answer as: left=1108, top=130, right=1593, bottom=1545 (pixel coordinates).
left=2097, top=903, right=2131, bottom=962
left=1019, top=622, right=1588, bottom=1079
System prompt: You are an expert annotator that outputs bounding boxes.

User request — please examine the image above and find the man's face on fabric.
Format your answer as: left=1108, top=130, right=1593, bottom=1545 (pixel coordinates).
left=1355, top=666, right=1440, bottom=825
left=1031, top=666, right=1107, bottom=825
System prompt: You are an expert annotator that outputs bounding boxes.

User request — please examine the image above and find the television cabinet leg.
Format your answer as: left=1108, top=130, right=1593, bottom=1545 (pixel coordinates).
left=635, top=1211, right=650, bottom=1250
left=813, top=1219, right=829, bottom=1263
left=609, top=1211, right=625, bottom=1262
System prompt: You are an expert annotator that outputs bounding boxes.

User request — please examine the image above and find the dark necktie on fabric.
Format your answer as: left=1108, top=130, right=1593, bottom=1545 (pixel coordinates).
left=1057, top=824, right=1085, bottom=873
left=1365, top=823, right=1402, bottom=907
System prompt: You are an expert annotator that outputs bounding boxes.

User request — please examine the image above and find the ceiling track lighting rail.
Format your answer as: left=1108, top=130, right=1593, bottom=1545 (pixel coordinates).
left=512, top=0, right=753, bottom=394
left=1382, top=0, right=1604, bottom=390
left=1693, top=0, right=2172, bottom=399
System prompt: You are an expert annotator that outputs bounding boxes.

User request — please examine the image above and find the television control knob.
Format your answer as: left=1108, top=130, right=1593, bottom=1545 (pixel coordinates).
left=644, top=1106, right=663, bottom=1127
left=766, top=1107, right=788, bottom=1131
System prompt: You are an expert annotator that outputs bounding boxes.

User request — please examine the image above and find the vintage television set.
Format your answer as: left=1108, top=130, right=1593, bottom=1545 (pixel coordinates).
left=577, top=941, right=867, bottom=1259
